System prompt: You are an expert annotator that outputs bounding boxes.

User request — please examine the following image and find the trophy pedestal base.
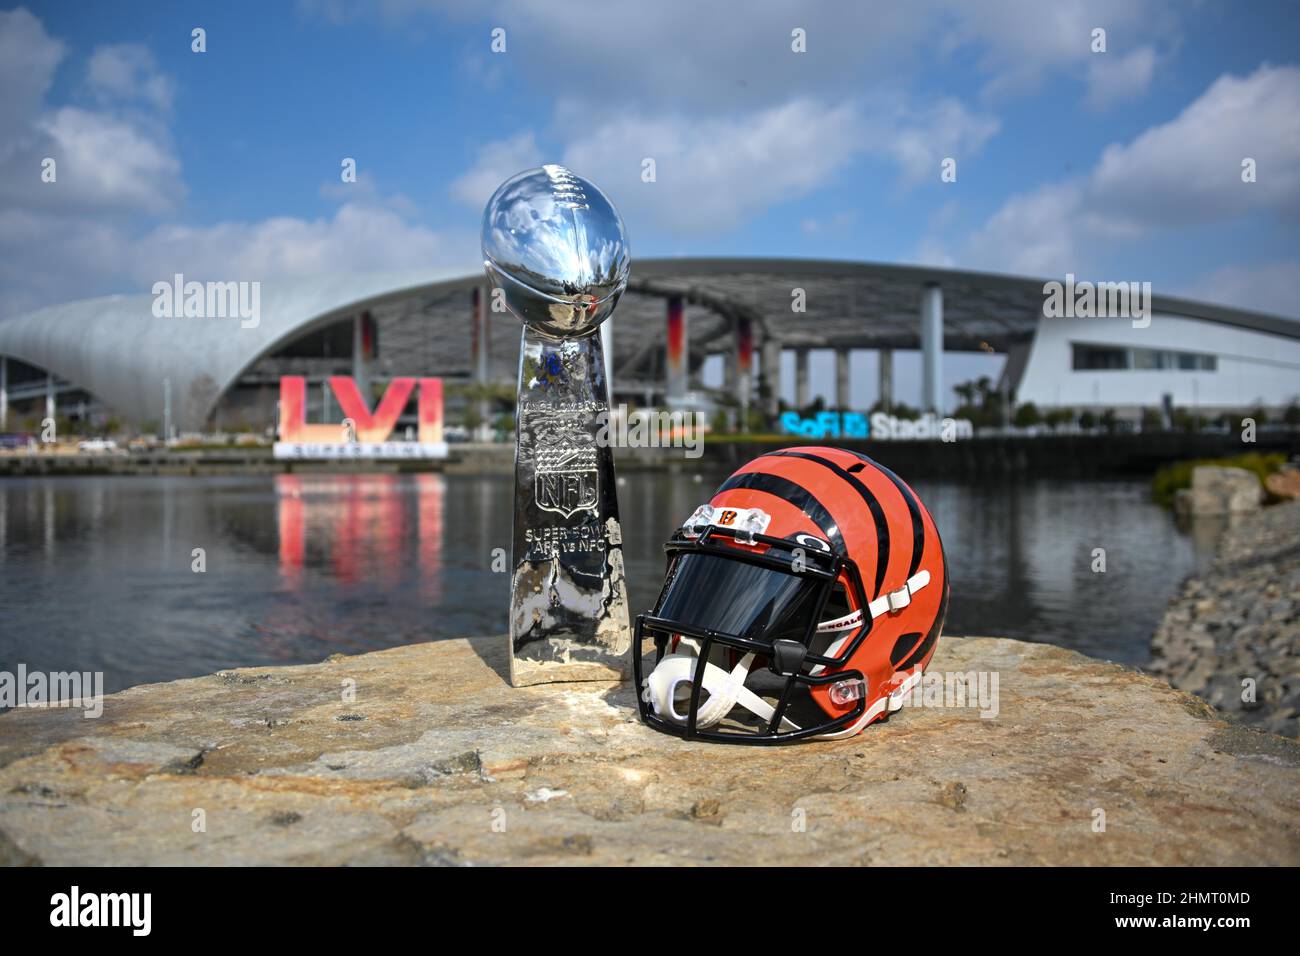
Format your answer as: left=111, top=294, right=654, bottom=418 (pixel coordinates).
left=510, top=658, right=629, bottom=688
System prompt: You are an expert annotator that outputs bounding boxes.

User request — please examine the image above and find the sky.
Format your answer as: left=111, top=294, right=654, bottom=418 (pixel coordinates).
left=2, top=0, right=1298, bottom=408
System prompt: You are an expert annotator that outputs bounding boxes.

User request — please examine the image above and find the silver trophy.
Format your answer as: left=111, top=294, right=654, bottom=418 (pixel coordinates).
left=482, top=165, right=632, bottom=686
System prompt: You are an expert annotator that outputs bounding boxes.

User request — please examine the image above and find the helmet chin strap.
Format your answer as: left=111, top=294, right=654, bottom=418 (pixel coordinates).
left=816, top=569, right=932, bottom=637
left=642, top=639, right=800, bottom=732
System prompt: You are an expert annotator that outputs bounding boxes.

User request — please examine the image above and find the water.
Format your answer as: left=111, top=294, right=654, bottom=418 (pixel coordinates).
left=0, top=473, right=1215, bottom=695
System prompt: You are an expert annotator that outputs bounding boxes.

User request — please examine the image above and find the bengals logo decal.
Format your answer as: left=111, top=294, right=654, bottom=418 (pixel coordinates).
left=717, top=510, right=738, bottom=526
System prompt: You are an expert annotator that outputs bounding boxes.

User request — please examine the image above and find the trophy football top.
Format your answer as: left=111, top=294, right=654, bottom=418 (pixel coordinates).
left=481, top=164, right=629, bottom=339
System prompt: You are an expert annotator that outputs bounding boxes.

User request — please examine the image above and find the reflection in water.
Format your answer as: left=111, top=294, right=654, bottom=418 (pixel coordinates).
left=0, top=473, right=1215, bottom=695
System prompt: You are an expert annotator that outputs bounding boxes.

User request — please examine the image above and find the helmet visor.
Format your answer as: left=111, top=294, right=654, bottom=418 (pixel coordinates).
left=657, top=551, right=822, bottom=643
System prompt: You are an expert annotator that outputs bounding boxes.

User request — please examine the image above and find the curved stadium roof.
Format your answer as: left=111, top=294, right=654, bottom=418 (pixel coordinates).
left=1, top=258, right=1297, bottom=430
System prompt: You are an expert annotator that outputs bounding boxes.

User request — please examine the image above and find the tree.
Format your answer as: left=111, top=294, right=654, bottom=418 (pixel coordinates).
left=1045, top=407, right=1074, bottom=430
left=1078, top=410, right=1097, bottom=431
left=1013, top=402, right=1041, bottom=428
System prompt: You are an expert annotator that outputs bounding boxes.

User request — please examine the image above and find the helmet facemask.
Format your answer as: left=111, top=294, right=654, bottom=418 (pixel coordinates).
left=633, top=524, right=873, bottom=744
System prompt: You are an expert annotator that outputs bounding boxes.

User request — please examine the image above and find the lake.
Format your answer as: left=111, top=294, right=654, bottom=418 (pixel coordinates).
left=0, top=472, right=1215, bottom=695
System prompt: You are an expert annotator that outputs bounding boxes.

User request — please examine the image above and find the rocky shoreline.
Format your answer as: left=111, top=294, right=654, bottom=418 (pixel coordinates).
left=1150, top=499, right=1300, bottom=738
left=2, top=633, right=1298, bottom=865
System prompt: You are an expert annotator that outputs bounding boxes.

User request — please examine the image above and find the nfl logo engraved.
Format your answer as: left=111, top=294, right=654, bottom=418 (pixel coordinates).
left=535, top=442, right=598, bottom=519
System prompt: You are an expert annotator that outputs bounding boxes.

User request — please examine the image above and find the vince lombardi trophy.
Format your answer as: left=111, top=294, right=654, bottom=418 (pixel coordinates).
left=481, top=165, right=632, bottom=687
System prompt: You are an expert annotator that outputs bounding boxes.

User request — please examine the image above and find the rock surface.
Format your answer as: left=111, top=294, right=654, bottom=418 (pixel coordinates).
left=1151, top=498, right=1300, bottom=738
left=1, top=635, right=1297, bottom=866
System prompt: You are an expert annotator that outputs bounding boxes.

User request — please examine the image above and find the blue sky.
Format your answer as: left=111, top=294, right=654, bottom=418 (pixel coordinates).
left=2, top=1, right=1298, bottom=405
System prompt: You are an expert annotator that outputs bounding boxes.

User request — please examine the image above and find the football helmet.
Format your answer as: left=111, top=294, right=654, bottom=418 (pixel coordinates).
left=634, top=447, right=948, bottom=744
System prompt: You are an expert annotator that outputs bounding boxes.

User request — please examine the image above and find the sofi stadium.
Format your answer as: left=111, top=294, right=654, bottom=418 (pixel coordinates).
left=0, top=259, right=1297, bottom=436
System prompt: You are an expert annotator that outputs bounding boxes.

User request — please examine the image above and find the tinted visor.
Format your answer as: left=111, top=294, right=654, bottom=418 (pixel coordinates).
left=657, top=551, right=822, bottom=644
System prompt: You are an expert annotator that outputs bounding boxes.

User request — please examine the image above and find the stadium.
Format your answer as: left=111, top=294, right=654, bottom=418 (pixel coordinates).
left=1, top=258, right=1297, bottom=437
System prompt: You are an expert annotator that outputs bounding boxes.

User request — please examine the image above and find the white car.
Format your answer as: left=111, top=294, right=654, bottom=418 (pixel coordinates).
left=77, top=438, right=119, bottom=453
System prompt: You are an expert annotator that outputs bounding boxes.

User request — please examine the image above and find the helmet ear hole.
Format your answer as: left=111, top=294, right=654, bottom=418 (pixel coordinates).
left=823, top=580, right=852, bottom=619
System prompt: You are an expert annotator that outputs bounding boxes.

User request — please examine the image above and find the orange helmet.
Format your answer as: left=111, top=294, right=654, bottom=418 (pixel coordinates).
left=634, top=447, right=948, bottom=744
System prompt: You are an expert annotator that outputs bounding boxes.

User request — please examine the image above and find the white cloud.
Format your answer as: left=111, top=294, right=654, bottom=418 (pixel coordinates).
left=1181, top=260, right=1300, bottom=318
left=559, top=100, right=866, bottom=234
left=960, top=180, right=1087, bottom=275
left=923, top=64, right=1300, bottom=284
left=873, top=97, right=1000, bottom=185
left=449, top=131, right=543, bottom=208
left=0, top=9, right=469, bottom=319
left=1090, top=64, right=1300, bottom=226
left=1085, top=46, right=1157, bottom=110
left=456, top=95, right=996, bottom=235
left=941, top=0, right=1175, bottom=102
left=128, top=202, right=474, bottom=282
left=32, top=107, right=182, bottom=213
left=86, top=44, right=174, bottom=111
left=0, top=202, right=475, bottom=318
left=0, top=12, right=182, bottom=216
left=308, top=0, right=1175, bottom=111
left=0, top=7, right=64, bottom=137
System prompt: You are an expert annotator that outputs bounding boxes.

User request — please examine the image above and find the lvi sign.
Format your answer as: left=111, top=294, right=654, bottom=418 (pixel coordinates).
left=275, top=376, right=448, bottom=459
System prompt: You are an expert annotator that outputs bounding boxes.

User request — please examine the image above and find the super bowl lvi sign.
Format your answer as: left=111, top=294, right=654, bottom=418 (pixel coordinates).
left=275, top=376, right=448, bottom=459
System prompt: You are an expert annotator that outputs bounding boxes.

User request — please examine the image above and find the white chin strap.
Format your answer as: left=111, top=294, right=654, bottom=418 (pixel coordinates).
left=815, top=569, right=932, bottom=638
left=642, top=639, right=800, bottom=732
left=642, top=569, right=931, bottom=737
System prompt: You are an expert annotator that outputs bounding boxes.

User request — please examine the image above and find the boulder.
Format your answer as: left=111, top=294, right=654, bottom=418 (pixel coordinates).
left=1175, top=465, right=1262, bottom=517
left=1265, top=464, right=1300, bottom=500
left=1, top=635, right=1297, bottom=866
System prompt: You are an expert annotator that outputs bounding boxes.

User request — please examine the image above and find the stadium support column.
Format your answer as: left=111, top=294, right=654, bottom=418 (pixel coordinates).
left=353, top=312, right=372, bottom=402
left=735, top=317, right=754, bottom=432
left=795, top=347, right=810, bottom=410
left=835, top=348, right=850, bottom=411
left=878, top=348, right=893, bottom=412
left=471, top=286, right=491, bottom=441
left=0, top=356, right=7, bottom=431
left=45, top=372, right=55, bottom=424
left=920, top=282, right=943, bottom=413
left=163, top=378, right=172, bottom=440
left=665, top=295, right=688, bottom=407
left=761, top=338, right=782, bottom=420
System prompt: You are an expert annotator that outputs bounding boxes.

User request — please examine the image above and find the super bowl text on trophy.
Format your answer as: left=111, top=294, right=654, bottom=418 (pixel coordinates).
left=481, top=165, right=632, bottom=687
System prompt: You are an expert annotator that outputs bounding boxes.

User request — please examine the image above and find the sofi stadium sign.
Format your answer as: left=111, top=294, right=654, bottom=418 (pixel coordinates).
left=274, top=376, right=447, bottom=459
left=780, top=411, right=973, bottom=441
